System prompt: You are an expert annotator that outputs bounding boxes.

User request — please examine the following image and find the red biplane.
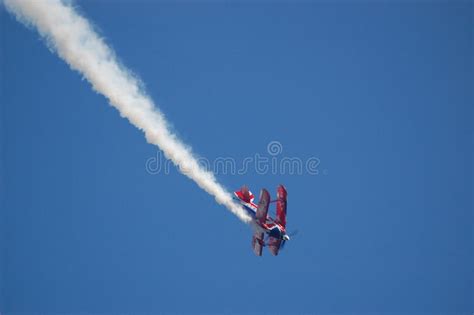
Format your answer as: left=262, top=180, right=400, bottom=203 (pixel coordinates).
left=234, top=185, right=291, bottom=256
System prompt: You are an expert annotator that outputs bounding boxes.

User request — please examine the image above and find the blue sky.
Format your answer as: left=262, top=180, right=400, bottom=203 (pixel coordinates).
left=1, top=1, right=472, bottom=314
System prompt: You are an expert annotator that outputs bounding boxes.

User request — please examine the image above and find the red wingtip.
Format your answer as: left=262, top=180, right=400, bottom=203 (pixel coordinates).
left=277, top=184, right=287, bottom=200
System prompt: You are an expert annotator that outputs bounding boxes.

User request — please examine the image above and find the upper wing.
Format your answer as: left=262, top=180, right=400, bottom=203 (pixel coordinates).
left=256, top=189, right=270, bottom=224
left=275, top=185, right=288, bottom=227
left=267, top=236, right=282, bottom=256
left=252, top=232, right=264, bottom=256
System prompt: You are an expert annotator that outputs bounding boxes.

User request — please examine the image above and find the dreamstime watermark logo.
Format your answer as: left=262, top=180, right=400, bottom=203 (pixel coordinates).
left=145, top=141, right=326, bottom=176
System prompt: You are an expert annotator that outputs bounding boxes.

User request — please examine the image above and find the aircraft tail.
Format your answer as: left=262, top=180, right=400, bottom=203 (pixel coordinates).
left=236, top=185, right=254, bottom=203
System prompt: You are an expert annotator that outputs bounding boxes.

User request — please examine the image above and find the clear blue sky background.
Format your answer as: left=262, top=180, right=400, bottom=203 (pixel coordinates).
left=1, top=1, right=472, bottom=314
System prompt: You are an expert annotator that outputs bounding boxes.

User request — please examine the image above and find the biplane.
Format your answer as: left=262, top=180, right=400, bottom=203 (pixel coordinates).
left=234, top=185, right=291, bottom=256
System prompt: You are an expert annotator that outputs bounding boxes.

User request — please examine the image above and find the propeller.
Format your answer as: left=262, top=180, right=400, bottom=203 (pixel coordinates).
left=288, top=230, right=299, bottom=237
left=280, top=229, right=298, bottom=250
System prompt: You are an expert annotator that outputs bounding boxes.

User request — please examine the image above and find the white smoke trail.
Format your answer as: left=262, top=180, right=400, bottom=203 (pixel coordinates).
left=4, top=0, right=252, bottom=224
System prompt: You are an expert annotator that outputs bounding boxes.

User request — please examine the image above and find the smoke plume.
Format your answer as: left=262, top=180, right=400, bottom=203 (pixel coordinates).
left=4, top=0, right=252, bottom=224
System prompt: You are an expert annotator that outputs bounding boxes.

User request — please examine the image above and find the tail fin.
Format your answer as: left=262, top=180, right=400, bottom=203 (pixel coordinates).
left=236, top=185, right=254, bottom=203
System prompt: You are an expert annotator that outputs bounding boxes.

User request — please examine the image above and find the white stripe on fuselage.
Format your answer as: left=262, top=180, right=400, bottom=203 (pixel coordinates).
left=233, top=193, right=286, bottom=240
